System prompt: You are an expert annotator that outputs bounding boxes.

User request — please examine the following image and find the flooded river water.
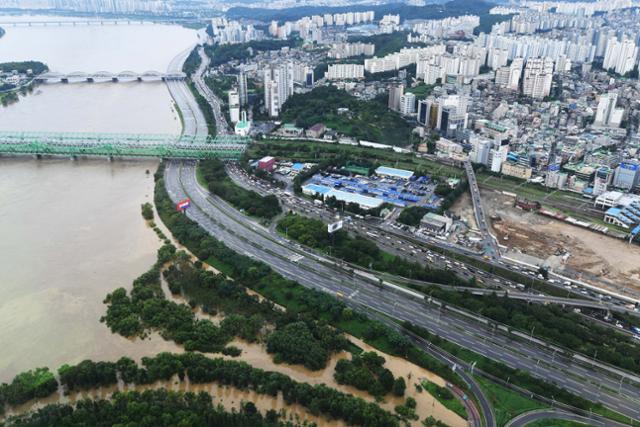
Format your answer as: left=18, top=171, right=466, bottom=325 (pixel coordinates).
left=0, top=18, right=196, bottom=381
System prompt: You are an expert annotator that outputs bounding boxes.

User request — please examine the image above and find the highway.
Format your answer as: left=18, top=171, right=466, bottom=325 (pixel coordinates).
left=193, top=47, right=231, bottom=135
left=164, top=49, right=486, bottom=427
left=164, top=160, right=640, bottom=423
left=165, top=47, right=640, bottom=425
left=166, top=46, right=208, bottom=137
left=225, top=163, right=640, bottom=317
left=164, top=160, right=488, bottom=427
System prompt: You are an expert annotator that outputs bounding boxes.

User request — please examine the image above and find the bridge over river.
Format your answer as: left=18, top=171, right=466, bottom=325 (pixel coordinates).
left=0, top=19, right=191, bottom=27
left=0, top=131, right=249, bottom=160
left=36, top=70, right=186, bottom=83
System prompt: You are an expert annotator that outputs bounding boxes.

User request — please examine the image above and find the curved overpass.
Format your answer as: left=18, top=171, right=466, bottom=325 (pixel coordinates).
left=505, top=408, right=631, bottom=427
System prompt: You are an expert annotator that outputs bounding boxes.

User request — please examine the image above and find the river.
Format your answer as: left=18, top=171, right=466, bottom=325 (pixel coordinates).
left=0, top=18, right=198, bottom=381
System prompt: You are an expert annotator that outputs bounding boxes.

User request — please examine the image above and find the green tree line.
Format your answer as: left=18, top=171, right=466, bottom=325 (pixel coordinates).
left=8, top=389, right=298, bottom=427
left=334, top=351, right=401, bottom=398
left=203, top=38, right=301, bottom=67
left=4, top=353, right=400, bottom=427
left=277, top=213, right=469, bottom=286
left=182, top=46, right=202, bottom=76
left=0, top=61, right=48, bottom=75
left=186, top=80, right=216, bottom=136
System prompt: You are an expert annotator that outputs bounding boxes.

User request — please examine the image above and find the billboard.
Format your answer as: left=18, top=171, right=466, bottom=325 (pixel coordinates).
left=328, top=220, right=343, bottom=234
left=176, top=198, right=191, bottom=212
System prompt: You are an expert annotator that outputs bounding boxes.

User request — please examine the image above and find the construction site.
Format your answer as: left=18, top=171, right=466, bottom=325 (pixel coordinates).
left=452, top=189, right=640, bottom=296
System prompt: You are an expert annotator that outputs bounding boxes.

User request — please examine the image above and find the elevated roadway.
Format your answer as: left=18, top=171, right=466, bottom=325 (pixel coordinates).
left=464, top=160, right=501, bottom=259
left=505, top=408, right=630, bottom=427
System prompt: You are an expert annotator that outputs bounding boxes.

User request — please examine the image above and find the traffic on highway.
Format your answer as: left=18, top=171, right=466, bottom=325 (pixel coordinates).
left=167, top=53, right=640, bottom=425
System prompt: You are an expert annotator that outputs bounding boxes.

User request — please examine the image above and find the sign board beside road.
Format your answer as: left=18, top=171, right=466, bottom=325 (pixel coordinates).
left=328, top=220, right=343, bottom=233
left=176, top=198, right=191, bottom=212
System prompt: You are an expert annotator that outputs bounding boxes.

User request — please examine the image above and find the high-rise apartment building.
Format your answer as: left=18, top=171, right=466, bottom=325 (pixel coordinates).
left=594, top=92, right=624, bottom=127
left=522, top=57, right=553, bottom=99
left=603, top=37, right=638, bottom=75
left=264, top=63, right=294, bottom=117
left=399, top=93, right=416, bottom=115
left=237, top=70, right=248, bottom=106
left=324, top=64, right=364, bottom=80
left=388, top=85, right=404, bottom=112
left=228, top=89, right=240, bottom=124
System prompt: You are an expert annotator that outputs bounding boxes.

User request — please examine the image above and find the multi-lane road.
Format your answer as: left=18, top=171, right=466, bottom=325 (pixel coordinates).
left=165, top=46, right=640, bottom=425
left=505, top=409, right=626, bottom=427
left=166, top=46, right=208, bottom=137
left=165, top=160, right=640, bottom=423
left=225, top=163, right=640, bottom=318
left=192, top=47, right=230, bottom=135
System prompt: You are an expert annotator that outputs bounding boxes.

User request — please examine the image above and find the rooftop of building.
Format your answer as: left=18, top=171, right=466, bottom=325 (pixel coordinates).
left=375, top=166, right=414, bottom=179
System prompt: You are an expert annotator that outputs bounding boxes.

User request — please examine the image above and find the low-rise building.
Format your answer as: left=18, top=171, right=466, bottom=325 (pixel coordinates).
left=375, top=166, right=414, bottom=180
left=258, top=156, right=276, bottom=172
left=420, top=212, right=453, bottom=234
left=501, top=161, right=533, bottom=180
left=435, top=138, right=463, bottom=159
left=276, top=123, right=304, bottom=137
left=306, top=123, right=326, bottom=138
left=302, top=184, right=383, bottom=210
left=234, top=114, right=251, bottom=136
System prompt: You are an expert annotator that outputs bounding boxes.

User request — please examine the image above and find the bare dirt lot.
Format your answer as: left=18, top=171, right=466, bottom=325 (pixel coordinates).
left=479, top=190, right=640, bottom=296
left=450, top=192, right=478, bottom=230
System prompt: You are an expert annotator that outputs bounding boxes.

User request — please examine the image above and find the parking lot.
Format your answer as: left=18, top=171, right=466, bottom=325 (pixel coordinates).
left=305, top=170, right=442, bottom=209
